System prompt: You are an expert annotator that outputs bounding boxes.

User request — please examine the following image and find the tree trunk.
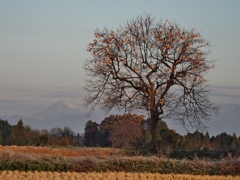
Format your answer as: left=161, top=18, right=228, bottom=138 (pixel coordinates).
left=151, top=116, right=159, bottom=154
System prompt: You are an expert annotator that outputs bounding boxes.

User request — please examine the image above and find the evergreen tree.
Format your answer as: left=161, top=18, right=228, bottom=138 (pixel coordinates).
left=9, top=119, right=27, bottom=146
left=84, top=120, right=99, bottom=146
left=180, top=134, right=194, bottom=149
left=0, top=119, right=12, bottom=145
left=203, top=132, right=210, bottom=149
left=36, top=134, right=49, bottom=146
left=230, top=133, right=240, bottom=150
left=215, top=132, right=231, bottom=150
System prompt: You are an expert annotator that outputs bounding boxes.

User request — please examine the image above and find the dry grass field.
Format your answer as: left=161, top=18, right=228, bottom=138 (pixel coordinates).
left=0, top=145, right=125, bottom=158
left=0, top=171, right=240, bottom=180
left=1, top=145, right=240, bottom=177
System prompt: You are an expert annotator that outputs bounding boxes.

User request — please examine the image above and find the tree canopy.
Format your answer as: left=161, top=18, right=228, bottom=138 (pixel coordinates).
left=84, top=14, right=218, bottom=152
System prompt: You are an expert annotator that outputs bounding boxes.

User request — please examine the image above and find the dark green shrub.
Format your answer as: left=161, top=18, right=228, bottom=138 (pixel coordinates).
left=169, top=149, right=236, bottom=160
left=0, top=160, right=70, bottom=172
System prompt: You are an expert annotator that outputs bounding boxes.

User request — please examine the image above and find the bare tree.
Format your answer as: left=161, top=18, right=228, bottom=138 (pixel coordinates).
left=84, top=14, right=218, bottom=153
left=103, top=114, right=144, bottom=148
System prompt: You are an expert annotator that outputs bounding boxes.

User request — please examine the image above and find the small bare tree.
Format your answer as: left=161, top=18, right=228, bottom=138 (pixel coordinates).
left=84, top=14, right=218, bottom=153
left=106, top=114, right=144, bottom=148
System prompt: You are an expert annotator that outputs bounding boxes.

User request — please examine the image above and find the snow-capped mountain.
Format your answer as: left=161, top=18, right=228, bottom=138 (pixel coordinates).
left=28, top=100, right=84, bottom=120
left=2, top=100, right=101, bottom=134
left=1, top=101, right=240, bottom=135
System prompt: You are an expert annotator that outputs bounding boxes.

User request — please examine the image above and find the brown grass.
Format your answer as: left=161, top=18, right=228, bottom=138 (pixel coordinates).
left=1, top=145, right=240, bottom=175
left=0, top=171, right=240, bottom=180
left=0, top=145, right=125, bottom=158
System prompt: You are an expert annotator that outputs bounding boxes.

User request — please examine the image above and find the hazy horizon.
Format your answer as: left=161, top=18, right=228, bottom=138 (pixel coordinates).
left=1, top=1, right=240, bottom=134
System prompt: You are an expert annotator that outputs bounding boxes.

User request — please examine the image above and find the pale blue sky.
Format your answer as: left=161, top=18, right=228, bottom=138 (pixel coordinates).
left=0, top=0, right=240, bottom=116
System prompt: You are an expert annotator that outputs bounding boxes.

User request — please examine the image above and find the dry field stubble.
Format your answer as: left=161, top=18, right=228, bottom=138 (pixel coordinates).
left=0, top=145, right=125, bottom=158
left=1, top=145, right=240, bottom=177
left=0, top=171, right=240, bottom=180
left=0, top=145, right=125, bottom=164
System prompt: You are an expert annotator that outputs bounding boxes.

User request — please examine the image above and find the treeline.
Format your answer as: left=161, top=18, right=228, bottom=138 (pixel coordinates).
left=0, top=119, right=84, bottom=146
left=1, top=114, right=240, bottom=157
left=84, top=114, right=240, bottom=156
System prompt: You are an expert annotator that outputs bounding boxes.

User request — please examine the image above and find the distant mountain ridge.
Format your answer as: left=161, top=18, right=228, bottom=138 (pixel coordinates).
left=28, top=100, right=83, bottom=120
left=166, top=103, right=240, bottom=136
left=0, top=101, right=240, bottom=136
left=0, top=100, right=100, bottom=134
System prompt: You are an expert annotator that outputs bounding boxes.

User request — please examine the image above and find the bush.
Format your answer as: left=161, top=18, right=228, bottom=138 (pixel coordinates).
left=0, top=160, right=70, bottom=172
left=169, top=149, right=240, bottom=160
